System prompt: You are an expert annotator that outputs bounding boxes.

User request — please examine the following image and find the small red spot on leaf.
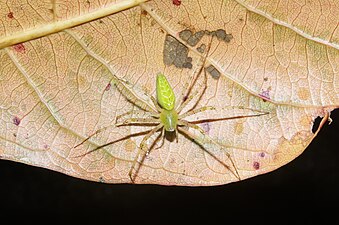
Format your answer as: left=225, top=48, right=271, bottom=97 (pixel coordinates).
left=105, top=82, right=111, bottom=91
left=13, top=116, right=21, bottom=126
left=253, top=161, right=260, bottom=170
left=201, top=122, right=211, bottom=134
left=259, top=89, right=270, bottom=101
left=172, top=0, right=181, bottom=6
left=13, top=43, right=26, bottom=53
left=7, top=12, right=14, bottom=19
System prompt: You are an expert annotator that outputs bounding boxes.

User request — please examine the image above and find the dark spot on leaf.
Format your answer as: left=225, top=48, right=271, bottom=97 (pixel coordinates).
left=141, top=9, right=148, bottom=16
left=13, top=43, right=26, bottom=53
left=259, top=152, right=265, bottom=158
left=210, top=29, right=233, bottom=42
left=206, top=65, right=221, bottom=80
left=179, top=29, right=192, bottom=42
left=179, top=29, right=205, bottom=47
left=183, top=62, right=193, bottom=69
left=163, top=35, right=192, bottom=69
left=13, top=116, right=21, bottom=126
left=197, top=43, right=206, bottom=53
left=312, top=116, right=322, bottom=134
left=7, top=12, right=14, bottom=19
left=99, top=177, right=105, bottom=183
left=172, top=0, right=181, bottom=6
left=43, top=144, right=49, bottom=149
left=253, top=161, right=260, bottom=170
left=180, top=28, right=233, bottom=47
left=187, top=31, right=205, bottom=47
left=201, top=122, right=211, bottom=134
left=259, top=89, right=270, bottom=101
left=105, top=82, right=111, bottom=91
left=263, top=77, right=268, bottom=81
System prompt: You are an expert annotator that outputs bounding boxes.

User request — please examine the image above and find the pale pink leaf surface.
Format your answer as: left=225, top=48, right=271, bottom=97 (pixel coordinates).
left=0, top=0, right=338, bottom=185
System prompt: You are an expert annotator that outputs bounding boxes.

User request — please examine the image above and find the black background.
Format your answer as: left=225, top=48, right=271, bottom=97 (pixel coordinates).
left=0, top=110, right=338, bottom=224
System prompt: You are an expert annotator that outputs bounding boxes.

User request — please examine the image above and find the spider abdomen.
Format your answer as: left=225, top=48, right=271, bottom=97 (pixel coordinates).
left=156, top=73, right=176, bottom=111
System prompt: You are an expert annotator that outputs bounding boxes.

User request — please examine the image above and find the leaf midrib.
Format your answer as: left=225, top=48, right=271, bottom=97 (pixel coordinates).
left=0, top=0, right=149, bottom=49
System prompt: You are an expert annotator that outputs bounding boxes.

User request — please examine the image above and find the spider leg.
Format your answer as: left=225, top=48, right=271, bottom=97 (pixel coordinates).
left=176, top=89, right=199, bottom=114
left=73, top=128, right=104, bottom=149
left=177, top=37, right=212, bottom=113
left=150, top=96, right=163, bottom=112
left=73, top=123, right=118, bottom=149
left=129, top=124, right=163, bottom=183
left=181, top=106, right=269, bottom=124
left=73, top=128, right=155, bottom=158
left=177, top=54, right=209, bottom=114
left=74, top=112, right=160, bottom=150
left=155, top=128, right=165, bottom=149
left=177, top=121, right=241, bottom=181
left=178, top=106, right=215, bottom=119
left=184, top=64, right=209, bottom=113
left=116, top=109, right=159, bottom=124
left=114, top=77, right=157, bottom=113
left=116, top=117, right=160, bottom=127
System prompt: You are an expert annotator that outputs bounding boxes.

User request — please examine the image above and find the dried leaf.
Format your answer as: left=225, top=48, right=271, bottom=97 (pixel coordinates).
left=0, top=0, right=338, bottom=185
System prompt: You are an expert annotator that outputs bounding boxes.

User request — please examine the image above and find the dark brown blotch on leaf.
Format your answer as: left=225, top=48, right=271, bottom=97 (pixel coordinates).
left=163, top=35, right=192, bottom=69
left=206, top=65, right=221, bottom=80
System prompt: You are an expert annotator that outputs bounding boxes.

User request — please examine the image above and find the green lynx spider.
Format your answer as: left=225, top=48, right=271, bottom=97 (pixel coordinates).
left=76, top=43, right=268, bottom=183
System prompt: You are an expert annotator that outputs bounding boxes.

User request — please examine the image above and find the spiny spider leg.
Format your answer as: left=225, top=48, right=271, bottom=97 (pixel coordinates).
left=73, top=129, right=155, bottom=158
left=155, top=128, right=165, bottom=150
left=190, top=111, right=269, bottom=124
left=74, top=110, right=158, bottom=149
left=114, top=77, right=157, bottom=113
left=116, top=117, right=160, bottom=127
left=179, top=105, right=269, bottom=121
left=184, top=65, right=209, bottom=114
left=116, top=109, right=159, bottom=124
left=176, top=60, right=209, bottom=114
left=178, top=38, right=212, bottom=111
left=73, top=124, right=117, bottom=149
left=177, top=126, right=241, bottom=181
left=176, top=90, right=199, bottom=114
left=129, top=124, right=163, bottom=182
left=150, top=96, right=163, bottom=112
left=178, top=106, right=216, bottom=119
left=177, top=57, right=210, bottom=116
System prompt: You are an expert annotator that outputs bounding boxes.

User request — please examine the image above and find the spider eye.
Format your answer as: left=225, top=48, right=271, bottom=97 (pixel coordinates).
left=156, top=73, right=175, bottom=110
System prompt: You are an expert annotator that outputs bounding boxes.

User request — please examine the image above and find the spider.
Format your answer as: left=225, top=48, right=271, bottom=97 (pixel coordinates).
left=75, top=40, right=268, bottom=183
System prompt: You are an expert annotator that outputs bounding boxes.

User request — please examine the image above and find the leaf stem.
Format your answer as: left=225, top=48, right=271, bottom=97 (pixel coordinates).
left=0, top=0, right=149, bottom=49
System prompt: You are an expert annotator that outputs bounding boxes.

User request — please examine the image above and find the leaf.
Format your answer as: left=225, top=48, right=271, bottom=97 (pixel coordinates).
left=0, top=0, right=338, bottom=186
